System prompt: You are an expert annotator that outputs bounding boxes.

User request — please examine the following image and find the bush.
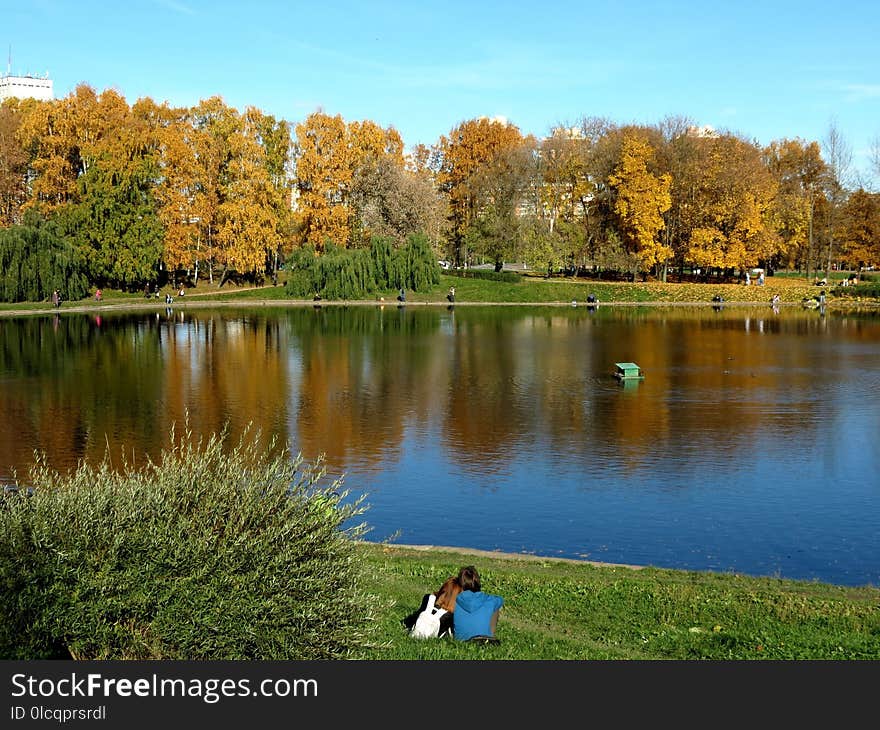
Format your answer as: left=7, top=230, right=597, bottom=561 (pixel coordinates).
left=832, top=282, right=880, bottom=299
left=0, top=426, right=376, bottom=660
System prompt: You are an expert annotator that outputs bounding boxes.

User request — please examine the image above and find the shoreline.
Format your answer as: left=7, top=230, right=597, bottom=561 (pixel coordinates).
left=1, top=297, right=867, bottom=319
left=372, top=541, right=647, bottom=572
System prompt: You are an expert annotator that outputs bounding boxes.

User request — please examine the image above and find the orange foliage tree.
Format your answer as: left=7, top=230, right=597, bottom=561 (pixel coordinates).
left=435, top=117, right=524, bottom=266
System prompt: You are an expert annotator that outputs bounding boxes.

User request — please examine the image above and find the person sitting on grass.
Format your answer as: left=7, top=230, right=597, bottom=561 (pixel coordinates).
left=402, top=574, right=462, bottom=638
left=453, top=565, right=503, bottom=643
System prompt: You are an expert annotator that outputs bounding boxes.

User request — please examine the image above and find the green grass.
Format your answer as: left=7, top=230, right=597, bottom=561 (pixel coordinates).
left=354, top=544, right=880, bottom=660
left=3, top=272, right=878, bottom=314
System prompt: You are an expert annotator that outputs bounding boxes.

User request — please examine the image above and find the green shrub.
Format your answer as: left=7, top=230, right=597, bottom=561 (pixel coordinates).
left=832, top=282, right=880, bottom=298
left=0, top=426, right=376, bottom=660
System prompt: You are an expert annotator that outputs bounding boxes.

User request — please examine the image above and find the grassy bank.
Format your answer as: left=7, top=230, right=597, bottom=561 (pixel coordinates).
left=3, top=435, right=878, bottom=660
left=6, top=271, right=880, bottom=315
left=355, top=544, right=880, bottom=660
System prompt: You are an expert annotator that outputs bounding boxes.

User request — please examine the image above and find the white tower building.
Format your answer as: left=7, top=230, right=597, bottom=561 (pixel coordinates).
left=0, top=50, right=53, bottom=102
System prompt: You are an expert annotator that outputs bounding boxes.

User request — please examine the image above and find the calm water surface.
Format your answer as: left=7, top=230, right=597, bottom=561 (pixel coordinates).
left=1, top=304, right=878, bottom=587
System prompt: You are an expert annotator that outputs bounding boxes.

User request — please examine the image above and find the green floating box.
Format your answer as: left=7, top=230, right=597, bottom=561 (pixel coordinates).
left=614, top=362, right=644, bottom=380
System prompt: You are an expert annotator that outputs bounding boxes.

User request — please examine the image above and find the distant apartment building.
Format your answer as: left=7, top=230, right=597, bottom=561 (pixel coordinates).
left=0, top=72, right=53, bottom=102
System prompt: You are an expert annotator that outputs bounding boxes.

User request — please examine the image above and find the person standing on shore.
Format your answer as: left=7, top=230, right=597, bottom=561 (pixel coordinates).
left=52, top=290, right=60, bottom=308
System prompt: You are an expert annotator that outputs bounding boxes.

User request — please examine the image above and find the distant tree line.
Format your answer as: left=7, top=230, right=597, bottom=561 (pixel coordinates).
left=1, top=85, right=879, bottom=302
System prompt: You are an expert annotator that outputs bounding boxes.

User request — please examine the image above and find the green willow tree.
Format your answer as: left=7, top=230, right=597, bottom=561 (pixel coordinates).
left=0, top=214, right=89, bottom=302
left=285, top=233, right=438, bottom=300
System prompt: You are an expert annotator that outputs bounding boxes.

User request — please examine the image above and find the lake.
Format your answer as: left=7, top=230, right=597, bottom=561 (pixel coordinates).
left=1, top=303, right=878, bottom=587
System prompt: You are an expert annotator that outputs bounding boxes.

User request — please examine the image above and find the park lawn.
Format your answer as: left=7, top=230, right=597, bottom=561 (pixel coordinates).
left=353, top=543, right=880, bottom=660
left=2, top=272, right=877, bottom=314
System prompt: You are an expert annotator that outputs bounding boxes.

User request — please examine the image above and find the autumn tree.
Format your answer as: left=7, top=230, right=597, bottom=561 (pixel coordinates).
left=186, top=97, right=239, bottom=284
left=763, top=138, right=826, bottom=274
left=293, top=111, right=351, bottom=250
left=841, top=189, right=880, bottom=268
left=436, top=117, right=524, bottom=266
left=253, top=111, right=293, bottom=281
left=530, top=124, right=599, bottom=270
left=465, top=139, right=536, bottom=270
left=0, top=100, right=29, bottom=227
left=537, top=125, right=593, bottom=234
left=214, top=107, right=290, bottom=285
left=16, top=84, right=103, bottom=214
left=349, top=156, right=447, bottom=248
left=606, top=132, right=672, bottom=279
left=680, top=133, right=778, bottom=275
left=346, top=120, right=441, bottom=249
left=653, top=116, right=705, bottom=277
left=582, top=122, right=666, bottom=276
left=146, top=100, right=203, bottom=283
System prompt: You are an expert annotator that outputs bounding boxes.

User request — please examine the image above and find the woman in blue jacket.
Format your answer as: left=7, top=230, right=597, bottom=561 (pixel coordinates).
left=453, top=565, right=503, bottom=642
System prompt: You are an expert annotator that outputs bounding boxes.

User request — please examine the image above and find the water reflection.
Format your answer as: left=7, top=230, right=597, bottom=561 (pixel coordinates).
left=0, top=306, right=878, bottom=585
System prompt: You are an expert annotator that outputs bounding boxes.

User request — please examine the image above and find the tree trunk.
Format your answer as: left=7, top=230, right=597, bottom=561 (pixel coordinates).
left=806, top=195, right=814, bottom=281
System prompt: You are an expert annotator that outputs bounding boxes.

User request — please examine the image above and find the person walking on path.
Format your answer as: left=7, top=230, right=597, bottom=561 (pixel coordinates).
left=52, top=290, right=60, bottom=308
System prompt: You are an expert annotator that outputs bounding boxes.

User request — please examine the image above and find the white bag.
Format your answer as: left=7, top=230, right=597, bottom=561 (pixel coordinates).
left=410, top=594, right=448, bottom=639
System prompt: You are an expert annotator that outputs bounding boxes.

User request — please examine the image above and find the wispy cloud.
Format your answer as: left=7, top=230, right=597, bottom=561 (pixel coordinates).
left=285, top=39, right=619, bottom=93
left=152, top=0, right=195, bottom=16
left=841, top=84, right=880, bottom=102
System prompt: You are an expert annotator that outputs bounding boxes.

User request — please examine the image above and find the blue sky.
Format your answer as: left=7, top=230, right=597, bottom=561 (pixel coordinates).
left=5, top=0, right=879, bottom=182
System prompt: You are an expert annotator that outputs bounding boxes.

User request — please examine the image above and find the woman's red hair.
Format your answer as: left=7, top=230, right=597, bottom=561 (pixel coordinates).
left=434, top=576, right=462, bottom=612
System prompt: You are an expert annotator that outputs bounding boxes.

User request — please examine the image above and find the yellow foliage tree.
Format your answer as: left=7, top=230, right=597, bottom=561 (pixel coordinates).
left=683, top=134, right=778, bottom=272
left=764, top=138, right=826, bottom=273
left=293, top=112, right=351, bottom=250
left=841, top=189, right=880, bottom=268
left=607, top=133, right=672, bottom=271
left=216, top=108, right=285, bottom=279
left=0, top=100, right=29, bottom=226
left=148, top=101, right=201, bottom=276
